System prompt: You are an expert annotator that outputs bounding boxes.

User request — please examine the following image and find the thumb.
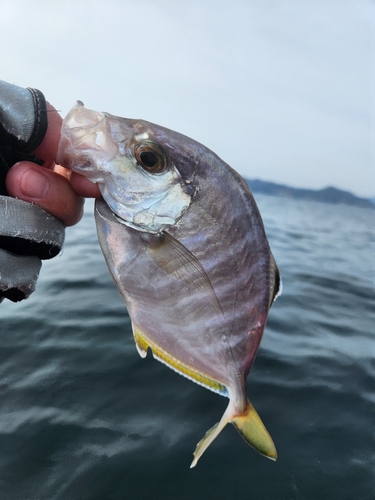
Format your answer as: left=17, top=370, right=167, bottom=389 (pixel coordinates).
left=6, top=161, right=84, bottom=226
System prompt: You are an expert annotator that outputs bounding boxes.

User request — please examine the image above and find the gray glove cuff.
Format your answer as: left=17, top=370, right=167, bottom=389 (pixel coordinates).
left=0, top=196, right=64, bottom=259
left=0, top=196, right=65, bottom=302
left=0, top=249, right=41, bottom=303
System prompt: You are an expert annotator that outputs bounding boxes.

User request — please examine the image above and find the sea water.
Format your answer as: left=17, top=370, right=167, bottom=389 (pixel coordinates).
left=0, top=195, right=374, bottom=500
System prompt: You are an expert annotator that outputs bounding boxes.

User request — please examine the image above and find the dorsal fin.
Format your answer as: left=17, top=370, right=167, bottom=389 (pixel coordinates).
left=269, top=254, right=282, bottom=307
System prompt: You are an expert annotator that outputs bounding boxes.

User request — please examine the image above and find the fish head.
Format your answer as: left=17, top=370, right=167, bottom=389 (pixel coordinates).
left=57, top=102, right=195, bottom=233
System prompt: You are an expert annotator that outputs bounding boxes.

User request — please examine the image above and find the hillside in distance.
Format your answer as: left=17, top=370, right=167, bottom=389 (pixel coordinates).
left=246, top=179, right=375, bottom=210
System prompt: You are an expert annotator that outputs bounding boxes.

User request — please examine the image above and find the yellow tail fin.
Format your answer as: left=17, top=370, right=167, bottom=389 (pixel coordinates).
left=190, top=399, right=277, bottom=468
left=232, top=400, right=277, bottom=461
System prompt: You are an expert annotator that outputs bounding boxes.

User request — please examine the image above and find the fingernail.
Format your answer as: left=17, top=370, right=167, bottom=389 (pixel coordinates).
left=20, top=169, right=50, bottom=199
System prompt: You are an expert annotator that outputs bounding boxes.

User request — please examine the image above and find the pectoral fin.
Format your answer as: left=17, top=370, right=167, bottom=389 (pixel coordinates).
left=191, top=399, right=276, bottom=468
left=146, top=231, right=223, bottom=314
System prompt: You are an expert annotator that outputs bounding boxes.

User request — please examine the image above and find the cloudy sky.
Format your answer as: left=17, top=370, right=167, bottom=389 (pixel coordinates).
left=1, top=0, right=374, bottom=198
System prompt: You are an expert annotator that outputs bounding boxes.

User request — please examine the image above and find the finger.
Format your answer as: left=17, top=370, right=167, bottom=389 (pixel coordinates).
left=33, top=102, right=62, bottom=163
left=52, top=166, right=102, bottom=198
left=70, top=172, right=101, bottom=198
left=6, top=162, right=84, bottom=227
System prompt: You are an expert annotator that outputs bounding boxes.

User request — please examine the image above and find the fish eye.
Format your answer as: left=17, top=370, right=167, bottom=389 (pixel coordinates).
left=134, top=141, right=168, bottom=174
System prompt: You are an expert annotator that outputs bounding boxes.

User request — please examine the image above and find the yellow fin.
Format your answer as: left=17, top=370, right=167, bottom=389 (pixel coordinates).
left=191, top=399, right=276, bottom=468
left=133, top=327, right=149, bottom=358
left=135, top=341, right=147, bottom=358
left=191, top=413, right=230, bottom=468
left=232, top=400, right=277, bottom=461
left=132, top=326, right=228, bottom=396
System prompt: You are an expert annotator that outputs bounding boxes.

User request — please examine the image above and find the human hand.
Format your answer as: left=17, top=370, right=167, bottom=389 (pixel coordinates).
left=6, top=102, right=101, bottom=227
left=0, top=81, right=103, bottom=303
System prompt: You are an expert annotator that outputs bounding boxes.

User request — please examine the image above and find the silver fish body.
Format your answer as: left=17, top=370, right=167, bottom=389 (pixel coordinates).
left=58, top=102, right=281, bottom=467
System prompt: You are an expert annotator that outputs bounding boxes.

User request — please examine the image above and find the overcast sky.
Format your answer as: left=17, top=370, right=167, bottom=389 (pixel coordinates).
left=1, top=0, right=374, bottom=198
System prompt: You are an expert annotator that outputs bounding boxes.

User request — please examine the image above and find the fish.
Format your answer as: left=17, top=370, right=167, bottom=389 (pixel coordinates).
left=57, top=101, right=281, bottom=467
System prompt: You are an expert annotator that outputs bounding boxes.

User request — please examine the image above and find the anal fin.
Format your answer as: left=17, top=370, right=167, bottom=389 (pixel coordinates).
left=132, top=325, right=149, bottom=358
left=135, top=341, right=148, bottom=358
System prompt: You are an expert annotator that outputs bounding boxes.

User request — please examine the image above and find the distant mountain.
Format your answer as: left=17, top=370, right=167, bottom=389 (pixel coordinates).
left=246, top=179, right=375, bottom=210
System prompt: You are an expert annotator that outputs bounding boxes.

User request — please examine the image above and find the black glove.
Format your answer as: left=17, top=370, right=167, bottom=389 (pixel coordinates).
left=0, top=80, right=64, bottom=303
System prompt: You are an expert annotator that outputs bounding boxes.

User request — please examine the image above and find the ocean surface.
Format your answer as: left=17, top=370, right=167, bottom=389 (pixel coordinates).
left=1, top=194, right=374, bottom=500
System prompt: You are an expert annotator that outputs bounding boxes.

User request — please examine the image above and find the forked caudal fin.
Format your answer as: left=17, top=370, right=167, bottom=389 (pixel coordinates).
left=190, top=399, right=277, bottom=468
